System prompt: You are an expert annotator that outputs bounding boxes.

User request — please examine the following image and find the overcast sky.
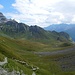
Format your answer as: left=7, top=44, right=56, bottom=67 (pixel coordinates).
left=0, top=0, right=75, bottom=27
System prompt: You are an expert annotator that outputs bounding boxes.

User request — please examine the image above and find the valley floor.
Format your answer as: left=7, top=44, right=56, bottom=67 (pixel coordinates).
left=35, top=46, right=75, bottom=56
left=35, top=46, right=75, bottom=73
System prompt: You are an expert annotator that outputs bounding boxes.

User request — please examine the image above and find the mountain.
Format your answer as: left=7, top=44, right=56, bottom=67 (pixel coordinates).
left=0, top=12, right=72, bottom=44
left=0, top=20, right=71, bottom=43
left=44, top=24, right=75, bottom=41
left=0, top=12, right=7, bottom=23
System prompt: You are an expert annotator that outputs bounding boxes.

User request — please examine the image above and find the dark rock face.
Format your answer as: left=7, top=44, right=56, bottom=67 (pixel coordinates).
left=2, top=20, right=29, bottom=33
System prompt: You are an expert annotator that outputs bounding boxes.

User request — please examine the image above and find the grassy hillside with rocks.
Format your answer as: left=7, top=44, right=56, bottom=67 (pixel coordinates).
left=0, top=34, right=74, bottom=75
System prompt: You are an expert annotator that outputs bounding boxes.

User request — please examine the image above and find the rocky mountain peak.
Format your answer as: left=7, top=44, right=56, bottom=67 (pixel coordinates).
left=0, top=12, right=7, bottom=23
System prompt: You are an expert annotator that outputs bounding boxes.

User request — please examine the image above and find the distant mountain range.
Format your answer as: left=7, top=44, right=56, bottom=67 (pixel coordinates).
left=44, top=24, right=75, bottom=41
left=0, top=12, right=71, bottom=43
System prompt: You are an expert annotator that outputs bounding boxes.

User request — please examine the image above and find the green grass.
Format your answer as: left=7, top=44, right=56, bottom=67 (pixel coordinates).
left=0, top=35, right=75, bottom=75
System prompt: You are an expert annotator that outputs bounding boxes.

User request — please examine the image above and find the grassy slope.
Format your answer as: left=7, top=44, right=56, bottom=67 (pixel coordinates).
left=0, top=36, right=52, bottom=75
left=0, top=35, right=75, bottom=75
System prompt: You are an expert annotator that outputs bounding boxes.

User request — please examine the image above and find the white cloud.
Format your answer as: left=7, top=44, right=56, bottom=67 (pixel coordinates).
left=0, top=4, right=4, bottom=9
left=6, top=0, right=75, bottom=27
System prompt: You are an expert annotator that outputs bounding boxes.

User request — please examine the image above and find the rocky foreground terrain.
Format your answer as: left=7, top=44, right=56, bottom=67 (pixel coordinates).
left=0, top=57, right=36, bottom=75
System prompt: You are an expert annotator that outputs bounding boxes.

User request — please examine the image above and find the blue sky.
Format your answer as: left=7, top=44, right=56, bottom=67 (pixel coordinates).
left=0, top=0, right=15, bottom=13
left=0, top=0, right=75, bottom=27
